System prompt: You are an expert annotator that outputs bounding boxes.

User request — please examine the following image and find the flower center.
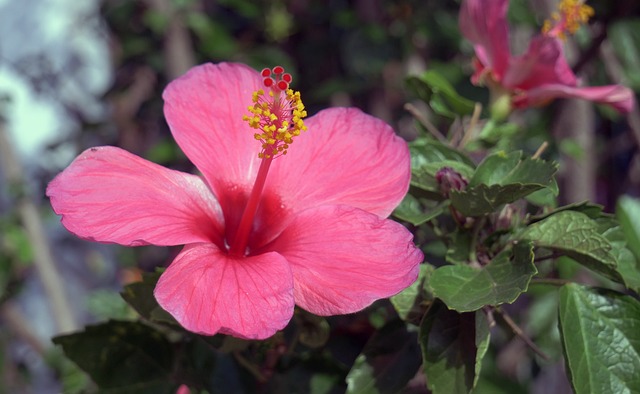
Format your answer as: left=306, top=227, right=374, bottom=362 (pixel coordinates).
left=229, top=66, right=307, bottom=257
left=542, top=0, right=594, bottom=40
left=243, top=66, right=307, bottom=159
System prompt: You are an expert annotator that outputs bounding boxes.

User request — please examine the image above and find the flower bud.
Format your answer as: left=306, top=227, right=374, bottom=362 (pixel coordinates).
left=435, top=167, right=468, bottom=198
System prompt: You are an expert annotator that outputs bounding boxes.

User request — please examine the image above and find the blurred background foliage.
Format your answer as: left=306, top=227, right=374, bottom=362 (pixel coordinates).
left=0, top=0, right=639, bottom=392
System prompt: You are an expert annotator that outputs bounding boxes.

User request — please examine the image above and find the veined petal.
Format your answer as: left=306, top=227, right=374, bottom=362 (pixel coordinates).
left=267, top=205, right=423, bottom=316
left=46, top=146, right=223, bottom=246
left=503, top=36, right=576, bottom=90
left=163, top=62, right=263, bottom=194
left=515, top=83, right=635, bottom=114
left=154, top=243, right=294, bottom=339
left=459, top=0, right=511, bottom=80
left=268, top=107, right=411, bottom=219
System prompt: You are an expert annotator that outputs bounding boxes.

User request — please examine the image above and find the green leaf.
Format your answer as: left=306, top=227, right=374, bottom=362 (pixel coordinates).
left=392, top=194, right=447, bottom=226
left=53, top=320, right=177, bottom=393
left=558, top=284, right=640, bottom=394
left=445, top=231, right=472, bottom=265
left=295, top=310, right=331, bottom=348
left=345, top=320, right=422, bottom=394
left=450, top=151, right=558, bottom=216
left=412, top=160, right=475, bottom=193
left=599, top=220, right=640, bottom=293
left=430, top=241, right=536, bottom=312
left=390, top=264, right=434, bottom=324
left=409, top=138, right=475, bottom=195
left=472, top=151, right=558, bottom=188
left=617, top=195, right=640, bottom=261
left=121, top=272, right=179, bottom=326
left=450, top=183, right=545, bottom=217
left=530, top=201, right=604, bottom=223
left=410, top=138, right=475, bottom=170
left=519, top=211, right=622, bottom=283
left=609, top=19, right=640, bottom=90
left=420, top=300, right=490, bottom=394
left=406, top=70, right=475, bottom=118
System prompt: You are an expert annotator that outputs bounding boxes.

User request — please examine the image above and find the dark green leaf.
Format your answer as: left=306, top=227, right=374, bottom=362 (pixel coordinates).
left=558, top=284, right=640, bottom=394
left=295, top=310, right=331, bottom=348
left=519, top=211, right=622, bottom=282
left=345, top=320, right=422, bottom=394
left=121, top=272, right=179, bottom=326
left=53, top=320, right=177, bottom=393
left=406, top=70, right=475, bottom=117
left=420, top=300, right=490, bottom=394
left=450, top=183, right=545, bottom=217
left=430, top=241, right=536, bottom=312
left=391, top=264, right=434, bottom=323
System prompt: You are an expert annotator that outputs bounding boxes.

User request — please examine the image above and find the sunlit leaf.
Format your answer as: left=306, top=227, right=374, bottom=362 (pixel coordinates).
left=519, top=211, right=622, bottom=282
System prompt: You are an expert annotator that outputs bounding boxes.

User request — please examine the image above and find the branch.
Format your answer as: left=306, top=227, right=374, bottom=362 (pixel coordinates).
left=0, top=122, right=77, bottom=333
left=404, top=103, right=448, bottom=143
left=495, top=308, right=550, bottom=361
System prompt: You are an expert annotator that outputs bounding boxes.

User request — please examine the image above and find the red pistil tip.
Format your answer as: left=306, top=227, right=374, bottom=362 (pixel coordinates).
left=244, top=66, right=308, bottom=159
left=277, top=80, right=289, bottom=90
left=261, top=66, right=293, bottom=91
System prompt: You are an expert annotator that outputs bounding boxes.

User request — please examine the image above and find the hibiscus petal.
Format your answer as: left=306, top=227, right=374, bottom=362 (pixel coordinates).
left=267, top=107, right=411, bottom=220
left=267, top=205, right=423, bottom=316
left=503, top=36, right=576, bottom=90
left=154, top=243, right=294, bottom=339
left=516, top=83, right=635, bottom=114
left=459, top=0, right=511, bottom=80
left=47, top=146, right=224, bottom=246
left=162, top=62, right=263, bottom=193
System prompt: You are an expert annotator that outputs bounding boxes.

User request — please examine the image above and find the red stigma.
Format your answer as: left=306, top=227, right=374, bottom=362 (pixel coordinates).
left=261, top=65, right=293, bottom=91
left=277, top=80, right=289, bottom=90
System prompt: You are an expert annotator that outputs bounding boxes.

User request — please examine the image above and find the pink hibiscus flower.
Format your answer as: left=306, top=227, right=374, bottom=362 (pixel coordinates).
left=459, top=0, right=634, bottom=114
left=46, top=62, right=423, bottom=339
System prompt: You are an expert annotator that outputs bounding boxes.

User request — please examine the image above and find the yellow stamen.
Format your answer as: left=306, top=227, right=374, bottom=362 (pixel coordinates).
left=542, top=0, right=594, bottom=40
left=244, top=86, right=307, bottom=159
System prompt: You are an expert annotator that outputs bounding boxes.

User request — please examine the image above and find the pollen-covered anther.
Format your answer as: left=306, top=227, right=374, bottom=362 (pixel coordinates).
left=542, top=0, right=594, bottom=39
left=244, top=66, right=308, bottom=159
